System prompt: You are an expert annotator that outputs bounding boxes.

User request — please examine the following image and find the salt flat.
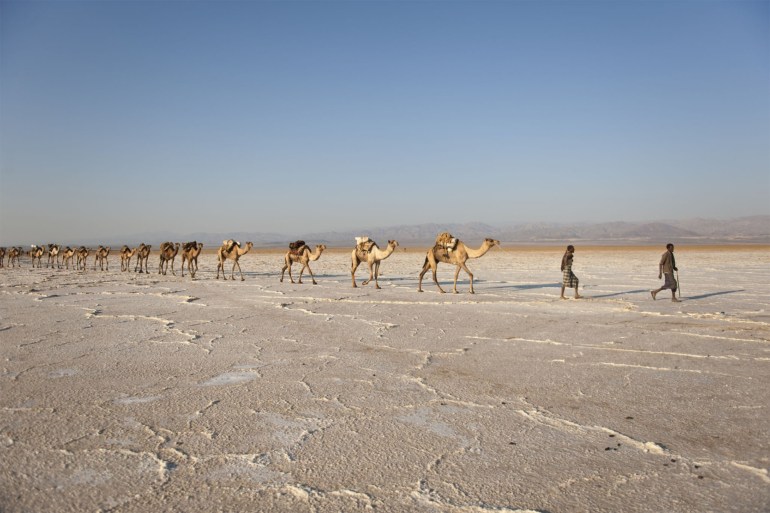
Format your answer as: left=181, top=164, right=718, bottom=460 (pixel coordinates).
left=1, top=246, right=769, bottom=512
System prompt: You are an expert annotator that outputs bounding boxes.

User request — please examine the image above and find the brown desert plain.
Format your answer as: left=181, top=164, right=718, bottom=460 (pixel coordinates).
left=1, top=245, right=769, bottom=512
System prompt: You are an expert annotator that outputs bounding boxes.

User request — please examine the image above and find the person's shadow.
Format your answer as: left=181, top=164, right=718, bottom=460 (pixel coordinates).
left=685, top=290, right=744, bottom=300
left=485, top=283, right=561, bottom=291
left=591, top=289, right=648, bottom=298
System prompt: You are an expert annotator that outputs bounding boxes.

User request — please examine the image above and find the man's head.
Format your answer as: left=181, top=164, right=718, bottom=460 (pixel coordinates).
left=666, top=243, right=675, bottom=251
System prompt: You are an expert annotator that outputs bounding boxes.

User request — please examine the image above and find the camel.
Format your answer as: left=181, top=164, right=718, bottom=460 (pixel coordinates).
left=7, top=247, right=21, bottom=267
left=119, top=245, right=136, bottom=272
left=134, top=244, right=151, bottom=273
left=158, top=242, right=180, bottom=276
left=61, top=247, right=76, bottom=269
left=351, top=239, right=399, bottom=289
left=76, top=247, right=90, bottom=271
left=216, top=240, right=253, bottom=281
left=181, top=241, right=203, bottom=278
left=47, top=244, right=60, bottom=268
left=280, top=242, right=326, bottom=285
left=0, top=247, right=5, bottom=268
left=30, top=245, right=46, bottom=268
left=418, top=236, right=500, bottom=294
left=93, top=246, right=111, bottom=271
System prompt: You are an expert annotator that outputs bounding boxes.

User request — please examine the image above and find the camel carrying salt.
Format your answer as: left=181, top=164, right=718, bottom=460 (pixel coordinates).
left=419, top=235, right=500, bottom=294
left=217, top=240, right=253, bottom=281
left=351, top=239, right=399, bottom=289
left=281, top=242, right=326, bottom=285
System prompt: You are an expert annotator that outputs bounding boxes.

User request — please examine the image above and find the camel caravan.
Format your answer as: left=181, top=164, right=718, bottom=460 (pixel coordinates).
left=1, top=231, right=501, bottom=293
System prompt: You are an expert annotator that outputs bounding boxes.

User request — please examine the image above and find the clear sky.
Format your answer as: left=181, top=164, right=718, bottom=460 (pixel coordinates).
left=1, top=0, right=768, bottom=243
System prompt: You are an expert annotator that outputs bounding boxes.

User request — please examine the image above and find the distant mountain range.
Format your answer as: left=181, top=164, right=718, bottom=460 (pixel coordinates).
left=103, top=215, right=769, bottom=247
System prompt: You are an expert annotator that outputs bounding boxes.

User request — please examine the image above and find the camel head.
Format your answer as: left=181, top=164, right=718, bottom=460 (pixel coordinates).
left=388, top=240, right=399, bottom=248
left=484, top=238, right=501, bottom=248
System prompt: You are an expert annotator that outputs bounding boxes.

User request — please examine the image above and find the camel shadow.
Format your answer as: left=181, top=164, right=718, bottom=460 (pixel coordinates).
left=685, top=289, right=744, bottom=300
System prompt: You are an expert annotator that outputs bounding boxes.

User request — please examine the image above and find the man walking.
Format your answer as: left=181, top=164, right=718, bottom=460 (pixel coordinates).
left=560, top=245, right=582, bottom=299
left=651, top=243, right=680, bottom=302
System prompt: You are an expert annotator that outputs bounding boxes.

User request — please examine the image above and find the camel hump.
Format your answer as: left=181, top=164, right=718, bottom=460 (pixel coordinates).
left=222, top=239, right=239, bottom=253
left=435, top=232, right=458, bottom=251
left=183, top=241, right=197, bottom=251
left=289, top=240, right=307, bottom=255
left=355, top=236, right=375, bottom=252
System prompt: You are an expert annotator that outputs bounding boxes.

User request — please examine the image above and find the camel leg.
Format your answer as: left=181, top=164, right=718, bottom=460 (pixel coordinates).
left=363, top=261, right=374, bottom=287
left=461, top=262, right=475, bottom=294
left=432, top=264, right=445, bottom=293
left=181, top=259, right=186, bottom=277
left=230, top=260, right=237, bottom=280
left=373, top=261, right=381, bottom=289
left=170, top=258, right=176, bottom=276
left=235, top=260, right=244, bottom=281
left=351, top=258, right=360, bottom=288
left=452, top=265, right=462, bottom=293
left=306, top=264, right=318, bottom=285
left=418, top=261, right=430, bottom=292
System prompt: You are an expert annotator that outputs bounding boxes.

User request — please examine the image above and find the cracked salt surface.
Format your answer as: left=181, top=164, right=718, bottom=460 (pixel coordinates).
left=1, top=247, right=769, bottom=512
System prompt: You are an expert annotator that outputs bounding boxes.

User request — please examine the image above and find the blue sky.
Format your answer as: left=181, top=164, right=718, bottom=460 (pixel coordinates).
left=1, top=0, right=768, bottom=243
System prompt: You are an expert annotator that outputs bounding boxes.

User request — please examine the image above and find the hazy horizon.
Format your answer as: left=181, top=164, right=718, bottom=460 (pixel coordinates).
left=2, top=1, right=768, bottom=243
left=0, top=215, right=767, bottom=248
